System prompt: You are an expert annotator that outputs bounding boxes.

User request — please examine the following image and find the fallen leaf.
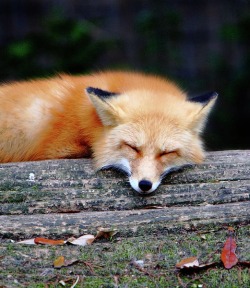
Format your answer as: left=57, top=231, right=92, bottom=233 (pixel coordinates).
left=53, top=256, right=79, bottom=269
left=66, top=236, right=77, bottom=243
left=17, top=238, right=36, bottom=245
left=176, top=257, right=199, bottom=269
left=67, top=234, right=95, bottom=246
left=54, top=256, right=66, bottom=268
left=221, top=236, right=238, bottom=269
left=34, top=237, right=65, bottom=245
left=200, top=235, right=206, bottom=240
left=96, top=227, right=118, bottom=239
left=59, top=280, right=66, bottom=286
left=193, top=262, right=217, bottom=269
left=176, top=260, right=218, bottom=271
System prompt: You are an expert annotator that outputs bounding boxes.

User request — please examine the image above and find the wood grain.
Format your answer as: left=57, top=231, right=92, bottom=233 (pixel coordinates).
left=0, top=150, right=249, bottom=238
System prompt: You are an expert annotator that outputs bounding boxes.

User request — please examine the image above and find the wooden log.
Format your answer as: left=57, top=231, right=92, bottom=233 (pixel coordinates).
left=0, top=202, right=249, bottom=239
left=0, top=150, right=249, bottom=239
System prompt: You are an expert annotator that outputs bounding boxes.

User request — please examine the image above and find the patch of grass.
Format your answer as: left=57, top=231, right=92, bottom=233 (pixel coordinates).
left=0, top=225, right=249, bottom=287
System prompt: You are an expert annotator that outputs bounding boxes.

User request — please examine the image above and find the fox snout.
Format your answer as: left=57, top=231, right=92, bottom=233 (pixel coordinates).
left=138, top=179, right=153, bottom=192
left=129, top=177, right=161, bottom=194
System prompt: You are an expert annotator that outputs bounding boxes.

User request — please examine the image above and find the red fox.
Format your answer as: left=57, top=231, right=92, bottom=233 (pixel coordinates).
left=0, top=71, right=217, bottom=194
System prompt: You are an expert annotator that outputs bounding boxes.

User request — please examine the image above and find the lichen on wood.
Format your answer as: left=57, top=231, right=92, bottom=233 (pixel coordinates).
left=0, top=150, right=249, bottom=239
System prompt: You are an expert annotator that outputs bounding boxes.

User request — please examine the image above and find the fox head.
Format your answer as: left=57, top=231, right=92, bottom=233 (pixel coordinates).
left=86, top=86, right=217, bottom=194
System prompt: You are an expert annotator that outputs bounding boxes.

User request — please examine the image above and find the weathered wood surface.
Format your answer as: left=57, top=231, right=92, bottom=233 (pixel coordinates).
left=0, top=150, right=249, bottom=239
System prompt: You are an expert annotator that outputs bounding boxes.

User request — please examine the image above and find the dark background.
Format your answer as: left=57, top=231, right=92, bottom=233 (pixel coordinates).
left=0, top=0, right=249, bottom=151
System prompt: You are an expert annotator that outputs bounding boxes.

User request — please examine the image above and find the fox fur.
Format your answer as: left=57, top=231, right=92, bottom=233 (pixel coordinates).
left=0, top=71, right=217, bottom=193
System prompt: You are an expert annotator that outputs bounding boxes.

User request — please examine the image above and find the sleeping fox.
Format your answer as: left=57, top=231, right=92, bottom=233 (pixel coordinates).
left=0, top=71, right=217, bottom=193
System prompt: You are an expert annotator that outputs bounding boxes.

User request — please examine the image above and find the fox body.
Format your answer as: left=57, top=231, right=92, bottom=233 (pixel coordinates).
left=0, top=71, right=217, bottom=193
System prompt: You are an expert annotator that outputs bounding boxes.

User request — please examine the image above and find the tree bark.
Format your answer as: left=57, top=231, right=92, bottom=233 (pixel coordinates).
left=0, top=150, right=249, bottom=239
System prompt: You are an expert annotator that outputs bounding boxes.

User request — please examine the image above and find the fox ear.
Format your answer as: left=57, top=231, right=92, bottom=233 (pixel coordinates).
left=189, top=91, right=218, bottom=134
left=85, top=87, right=120, bottom=126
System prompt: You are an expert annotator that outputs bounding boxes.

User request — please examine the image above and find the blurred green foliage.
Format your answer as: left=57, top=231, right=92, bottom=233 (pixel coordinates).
left=211, top=15, right=250, bottom=149
left=0, top=15, right=111, bottom=80
left=0, top=10, right=249, bottom=150
left=136, top=10, right=182, bottom=75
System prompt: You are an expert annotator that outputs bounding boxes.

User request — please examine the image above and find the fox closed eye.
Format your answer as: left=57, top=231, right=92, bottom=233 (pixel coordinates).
left=158, top=150, right=178, bottom=158
left=123, top=143, right=140, bottom=154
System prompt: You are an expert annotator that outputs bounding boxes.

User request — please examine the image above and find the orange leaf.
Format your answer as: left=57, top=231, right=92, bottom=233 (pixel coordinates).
left=221, top=236, right=238, bottom=269
left=34, top=237, right=65, bottom=245
left=54, top=256, right=65, bottom=268
left=53, top=256, right=79, bottom=269
left=176, top=256, right=199, bottom=269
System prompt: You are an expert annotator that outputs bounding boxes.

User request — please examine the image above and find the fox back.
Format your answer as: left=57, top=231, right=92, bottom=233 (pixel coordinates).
left=0, top=71, right=217, bottom=193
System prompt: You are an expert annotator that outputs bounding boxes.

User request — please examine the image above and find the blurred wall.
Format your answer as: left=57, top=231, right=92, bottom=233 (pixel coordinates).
left=0, top=0, right=249, bottom=150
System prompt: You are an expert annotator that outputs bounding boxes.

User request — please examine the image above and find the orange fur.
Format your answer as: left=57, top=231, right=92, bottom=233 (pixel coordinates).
left=0, top=71, right=216, bottom=193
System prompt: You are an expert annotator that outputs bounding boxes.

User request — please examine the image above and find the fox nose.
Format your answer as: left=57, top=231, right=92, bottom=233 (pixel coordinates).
left=138, top=180, right=152, bottom=192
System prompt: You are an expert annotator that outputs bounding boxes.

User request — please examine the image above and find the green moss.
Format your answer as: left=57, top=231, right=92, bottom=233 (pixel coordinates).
left=0, top=225, right=249, bottom=287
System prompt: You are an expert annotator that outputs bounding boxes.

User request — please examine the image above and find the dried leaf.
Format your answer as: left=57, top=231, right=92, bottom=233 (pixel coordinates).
left=221, top=236, right=238, bottom=269
left=176, top=259, right=217, bottom=271
left=198, top=262, right=218, bottom=268
left=17, top=238, right=36, bottom=245
left=176, top=257, right=199, bottom=269
left=54, top=256, right=66, bottom=268
left=53, top=256, right=79, bottom=269
left=200, top=235, right=206, bottom=240
left=34, top=237, right=65, bottom=245
left=59, top=280, right=66, bottom=286
left=68, top=234, right=95, bottom=246
left=66, top=236, right=76, bottom=243
left=96, top=227, right=118, bottom=239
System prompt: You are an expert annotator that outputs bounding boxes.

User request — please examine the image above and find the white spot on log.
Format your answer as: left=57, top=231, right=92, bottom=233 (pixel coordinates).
left=28, top=173, right=35, bottom=181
